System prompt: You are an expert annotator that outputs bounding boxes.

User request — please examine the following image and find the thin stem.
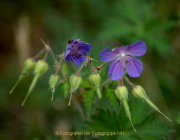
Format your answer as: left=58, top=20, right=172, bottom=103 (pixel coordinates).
left=123, top=76, right=135, bottom=88
left=118, top=80, right=121, bottom=86
left=96, top=62, right=108, bottom=71
left=159, top=111, right=172, bottom=122
left=130, top=119, right=136, bottom=132
left=32, top=48, right=45, bottom=61
left=68, top=91, right=73, bottom=106
left=50, top=48, right=58, bottom=64
left=75, top=58, right=89, bottom=76
left=43, top=51, right=48, bottom=61
left=120, top=78, right=123, bottom=85
left=89, top=60, right=96, bottom=74
left=41, top=38, right=58, bottom=64
left=100, top=78, right=112, bottom=89
left=55, top=57, right=64, bottom=76
left=51, top=89, right=55, bottom=101
left=9, top=75, right=23, bottom=94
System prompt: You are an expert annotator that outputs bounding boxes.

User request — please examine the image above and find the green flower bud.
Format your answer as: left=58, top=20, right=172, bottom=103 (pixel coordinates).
left=115, top=86, right=128, bottom=100
left=132, top=85, right=148, bottom=99
left=21, top=60, right=48, bottom=106
left=49, top=74, right=61, bottom=101
left=132, top=85, right=172, bottom=122
left=34, top=60, right=48, bottom=75
left=9, top=58, right=36, bottom=94
left=49, top=75, right=61, bottom=89
left=115, top=85, right=136, bottom=132
left=89, top=73, right=101, bottom=87
left=89, top=73, right=102, bottom=99
left=70, top=75, right=82, bottom=93
left=22, top=58, right=36, bottom=74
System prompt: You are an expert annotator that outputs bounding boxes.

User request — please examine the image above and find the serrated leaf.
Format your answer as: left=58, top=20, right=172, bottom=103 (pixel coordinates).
left=81, top=78, right=92, bottom=88
left=82, top=89, right=95, bottom=115
left=105, top=88, right=118, bottom=109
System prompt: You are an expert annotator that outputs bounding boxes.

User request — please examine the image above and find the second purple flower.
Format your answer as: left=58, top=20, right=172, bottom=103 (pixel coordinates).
left=99, top=41, right=147, bottom=80
left=64, top=40, right=92, bottom=67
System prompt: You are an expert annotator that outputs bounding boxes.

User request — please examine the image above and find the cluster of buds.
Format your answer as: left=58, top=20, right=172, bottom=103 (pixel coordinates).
left=21, top=59, right=49, bottom=106
left=113, top=76, right=172, bottom=131
left=10, top=39, right=64, bottom=106
left=114, top=79, right=172, bottom=132
left=10, top=39, right=172, bottom=133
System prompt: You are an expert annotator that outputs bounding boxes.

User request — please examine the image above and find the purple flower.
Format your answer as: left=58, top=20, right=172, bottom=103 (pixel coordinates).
left=99, top=41, right=147, bottom=80
left=64, top=40, right=92, bottom=67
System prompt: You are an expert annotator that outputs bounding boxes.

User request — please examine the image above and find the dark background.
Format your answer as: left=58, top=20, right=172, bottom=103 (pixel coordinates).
left=0, top=0, right=180, bottom=139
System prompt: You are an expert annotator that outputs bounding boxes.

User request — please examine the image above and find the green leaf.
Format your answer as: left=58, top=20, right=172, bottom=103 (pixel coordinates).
left=79, top=101, right=173, bottom=139
left=105, top=88, right=118, bottom=109
left=62, top=82, right=69, bottom=98
left=81, top=78, right=92, bottom=88
left=62, top=62, right=68, bottom=75
left=100, top=18, right=135, bottom=39
left=82, top=89, right=95, bottom=115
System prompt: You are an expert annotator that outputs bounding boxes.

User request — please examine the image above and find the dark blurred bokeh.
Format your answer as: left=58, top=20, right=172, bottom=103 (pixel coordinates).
left=0, top=0, right=180, bottom=139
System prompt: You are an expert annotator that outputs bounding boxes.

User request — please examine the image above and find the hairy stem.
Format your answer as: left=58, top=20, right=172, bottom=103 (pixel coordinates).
left=32, top=48, right=45, bottom=61
left=123, top=76, right=135, bottom=88
left=89, top=60, right=96, bottom=74
left=55, top=57, right=64, bottom=76
left=100, top=78, right=112, bottom=89
left=9, top=74, right=24, bottom=94
left=96, top=62, right=108, bottom=71
left=75, top=58, right=89, bottom=76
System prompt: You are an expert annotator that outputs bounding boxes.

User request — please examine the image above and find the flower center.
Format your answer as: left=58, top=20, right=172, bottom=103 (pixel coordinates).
left=121, top=53, right=126, bottom=57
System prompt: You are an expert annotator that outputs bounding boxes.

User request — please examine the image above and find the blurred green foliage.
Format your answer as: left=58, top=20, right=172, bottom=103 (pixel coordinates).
left=0, top=0, right=180, bottom=139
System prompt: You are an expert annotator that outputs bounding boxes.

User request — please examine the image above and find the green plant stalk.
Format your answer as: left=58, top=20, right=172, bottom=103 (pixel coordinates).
left=76, top=58, right=89, bottom=76
left=21, top=74, right=40, bottom=106
left=122, top=99, right=136, bottom=132
left=32, top=48, right=45, bottom=61
left=123, top=76, right=135, bottom=88
left=96, top=87, right=102, bottom=99
left=9, top=74, right=24, bottom=94
left=100, top=78, right=112, bottom=89
left=55, top=57, right=64, bottom=76
left=144, top=98, right=172, bottom=122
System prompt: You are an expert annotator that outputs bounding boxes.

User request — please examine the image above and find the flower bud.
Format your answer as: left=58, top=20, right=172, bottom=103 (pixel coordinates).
left=22, top=58, right=36, bottom=74
left=21, top=60, right=48, bottom=106
left=132, top=85, right=148, bottom=99
left=70, top=75, right=82, bottom=93
left=115, top=86, right=128, bottom=100
left=49, top=75, right=61, bottom=90
left=89, top=73, right=101, bottom=87
left=115, top=85, right=136, bottom=132
left=34, top=60, right=48, bottom=75
left=49, top=74, right=61, bottom=101
left=9, top=58, right=36, bottom=94
left=132, top=85, right=172, bottom=122
left=89, top=73, right=102, bottom=99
